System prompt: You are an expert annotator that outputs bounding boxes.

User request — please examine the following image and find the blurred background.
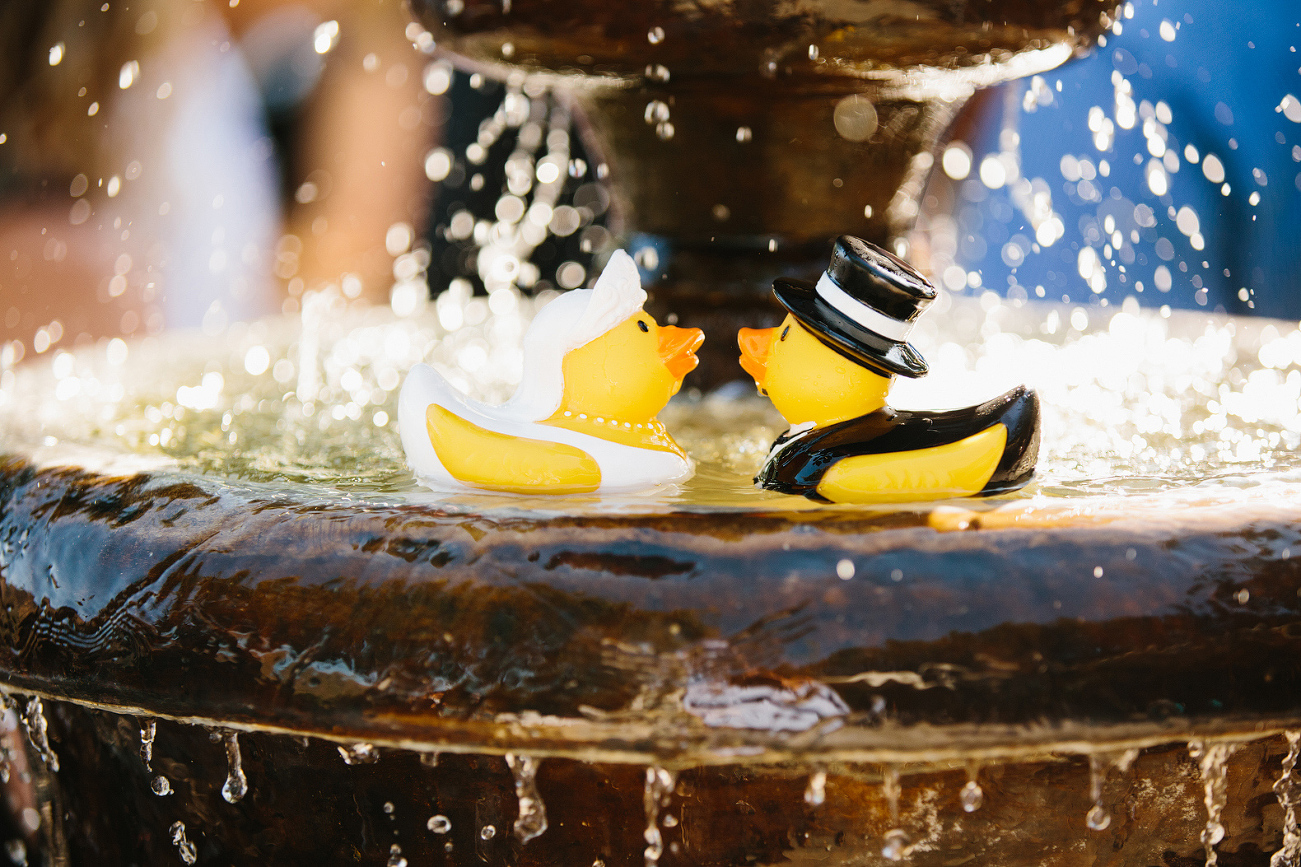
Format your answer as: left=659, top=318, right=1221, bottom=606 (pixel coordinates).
left=1, top=0, right=1299, bottom=370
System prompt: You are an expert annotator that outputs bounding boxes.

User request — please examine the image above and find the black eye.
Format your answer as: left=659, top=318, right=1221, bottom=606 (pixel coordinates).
left=779, top=325, right=790, bottom=341
left=637, top=320, right=649, bottom=333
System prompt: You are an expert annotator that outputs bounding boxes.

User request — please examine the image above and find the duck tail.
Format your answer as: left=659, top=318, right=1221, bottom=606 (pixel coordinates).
left=979, top=385, right=1041, bottom=495
left=398, top=363, right=475, bottom=487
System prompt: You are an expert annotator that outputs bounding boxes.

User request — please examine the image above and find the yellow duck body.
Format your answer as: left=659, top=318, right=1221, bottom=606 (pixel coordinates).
left=399, top=251, right=704, bottom=495
left=739, top=315, right=1036, bottom=504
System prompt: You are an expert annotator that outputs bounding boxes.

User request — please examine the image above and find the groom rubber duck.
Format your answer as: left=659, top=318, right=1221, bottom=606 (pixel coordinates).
left=400, top=250, right=703, bottom=494
left=738, top=235, right=1040, bottom=504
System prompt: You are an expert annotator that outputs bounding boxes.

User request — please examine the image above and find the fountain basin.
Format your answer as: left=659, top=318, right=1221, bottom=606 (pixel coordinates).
left=4, top=295, right=1301, bottom=863
left=3, top=452, right=1301, bottom=864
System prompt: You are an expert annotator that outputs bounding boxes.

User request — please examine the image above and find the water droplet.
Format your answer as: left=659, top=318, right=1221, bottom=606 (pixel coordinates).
left=140, top=719, right=156, bottom=770
left=881, top=828, right=909, bottom=861
left=169, top=821, right=197, bottom=865
left=736, top=126, right=752, bottom=143
left=428, top=814, right=452, bottom=835
left=480, top=824, right=497, bottom=841
left=645, top=64, right=670, bottom=83
left=338, top=742, right=378, bottom=765
left=882, top=764, right=901, bottom=821
left=647, top=26, right=665, bottom=44
left=655, top=121, right=675, bottom=141
left=1086, top=804, right=1111, bottom=830
left=807, top=44, right=819, bottom=60
left=1271, top=732, right=1301, bottom=867
left=151, top=775, right=172, bottom=796
left=387, top=844, right=408, bottom=867
left=643, top=766, right=676, bottom=867
left=420, top=752, right=440, bottom=767
left=21, top=698, right=58, bottom=773
left=221, top=731, right=247, bottom=803
left=879, top=766, right=908, bottom=859
left=804, top=770, right=827, bottom=806
left=833, top=95, right=878, bottom=142
left=960, top=780, right=984, bottom=812
left=506, top=753, right=548, bottom=843
left=644, top=100, right=670, bottom=125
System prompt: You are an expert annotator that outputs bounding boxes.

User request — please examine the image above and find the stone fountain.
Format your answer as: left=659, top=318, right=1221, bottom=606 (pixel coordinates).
left=4, top=1, right=1301, bottom=866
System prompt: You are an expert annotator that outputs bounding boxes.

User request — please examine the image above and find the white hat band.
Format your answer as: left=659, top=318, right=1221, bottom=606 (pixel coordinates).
left=815, top=273, right=913, bottom=342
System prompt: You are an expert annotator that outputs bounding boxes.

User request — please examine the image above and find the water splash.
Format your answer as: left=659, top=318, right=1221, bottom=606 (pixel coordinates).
left=643, top=766, right=676, bottom=867
left=387, top=844, right=408, bottom=867
left=881, top=764, right=910, bottom=862
left=1190, top=740, right=1238, bottom=867
left=169, top=821, right=197, bottom=865
left=220, top=731, right=248, bottom=804
left=338, top=742, right=379, bottom=765
left=804, top=769, right=827, bottom=807
left=506, top=753, right=548, bottom=843
left=1272, top=732, right=1301, bottom=867
left=960, top=762, right=983, bottom=813
left=21, top=698, right=58, bottom=773
left=427, top=814, right=451, bottom=835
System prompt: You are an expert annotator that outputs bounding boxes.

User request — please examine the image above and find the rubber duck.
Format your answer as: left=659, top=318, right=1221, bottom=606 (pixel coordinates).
left=737, top=235, right=1040, bottom=504
left=399, top=249, right=704, bottom=494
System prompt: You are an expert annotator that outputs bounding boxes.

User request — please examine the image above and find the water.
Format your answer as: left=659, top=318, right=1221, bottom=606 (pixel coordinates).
left=169, top=820, right=197, bottom=865
left=959, top=763, right=984, bottom=813
left=1085, top=754, right=1112, bottom=831
left=220, top=731, right=248, bottom=804
left=7, top=283, right=1301, bottom=522
left=1191, top=740, right=1237, bottom=867
left=506, top=753, right=548, bottom=843
left=338, top=742, right=379, bottom=765
left=881, top=764, right=911, bottom=861
left=804, top=769, right=827, bottom=806
left=140, top=719, right=156, bottom=768
left=1273, top=733, right=1301, bottom=867
left=642, top=766, right=675, bottom=867
left=20, top=699, right=57, bottom=774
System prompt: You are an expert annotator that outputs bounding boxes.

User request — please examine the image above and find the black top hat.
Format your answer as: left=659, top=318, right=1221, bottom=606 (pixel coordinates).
left=771, top=235, right=936, bottom=378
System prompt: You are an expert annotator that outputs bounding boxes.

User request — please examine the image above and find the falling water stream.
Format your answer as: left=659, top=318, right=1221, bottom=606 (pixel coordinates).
left=1273, top=733, right=1301, bottom=867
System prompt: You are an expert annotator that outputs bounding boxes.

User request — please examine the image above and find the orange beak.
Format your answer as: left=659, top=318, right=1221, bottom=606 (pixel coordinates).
left=658, top=325, right=704, bottom=381
left=738, top=327, right=776, bottom=386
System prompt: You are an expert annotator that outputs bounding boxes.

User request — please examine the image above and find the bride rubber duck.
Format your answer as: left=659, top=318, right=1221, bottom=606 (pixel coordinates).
left=399, top=250, right=704, bottom=494
left=738, top=235, right=1040, bottom=504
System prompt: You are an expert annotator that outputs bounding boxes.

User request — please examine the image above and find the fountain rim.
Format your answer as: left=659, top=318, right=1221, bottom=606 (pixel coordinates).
left=1, top=682, right=1294, bottom=772
left=432, top=40, right=1079, bottom=103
